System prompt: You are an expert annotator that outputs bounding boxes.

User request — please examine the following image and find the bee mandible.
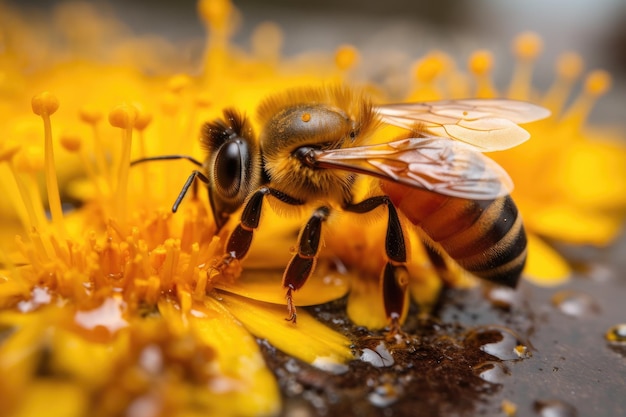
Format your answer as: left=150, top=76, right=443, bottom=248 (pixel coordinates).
left=133, top=86, right=549, bottom=327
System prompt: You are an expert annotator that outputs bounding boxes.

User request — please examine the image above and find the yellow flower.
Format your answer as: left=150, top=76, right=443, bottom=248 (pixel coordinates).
left=1, top=1, right=625, bottom=416
left=0, top=2, right=355, bottom=416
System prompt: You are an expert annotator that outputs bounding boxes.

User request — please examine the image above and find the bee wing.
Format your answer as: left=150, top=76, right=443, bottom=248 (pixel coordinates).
left=375, top=99, right=550, bottom=152
left=310, top=136, right=513, bottom=199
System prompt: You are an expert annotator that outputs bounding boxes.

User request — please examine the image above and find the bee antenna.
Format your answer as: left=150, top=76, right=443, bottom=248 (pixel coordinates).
left=130, top=155, right=203, bottom=167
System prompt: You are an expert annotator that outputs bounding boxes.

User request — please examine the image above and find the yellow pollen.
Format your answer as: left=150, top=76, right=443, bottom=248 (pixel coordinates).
left=334, top=44, right=360, bottom=72
left=468, top=50, right=494, bottom=76
left=584, top=69, right=612, bottom=96
left=468, top=50, right=497, bottom=98
left=32, top=92, right=66, bottom=238
left=109, top=104, right=138, bottom=224
left=513, top=31, right=543, bottom=60
left=556, top=52, right=584, bottom=81
left=198, top=0, right=233, bottom=32
left=60, top=133, right=82, bottom=152
left=508, top=32, right=543, bottom=100
left=542, top=52, right=585, bottom=116
left=561, top=70, right=612, bottom=132
left=251, top=22, right=284, bottom=62
left=301, top=113, right=311, bottom=122
left=78, top=106, right=103, bottom=124
left=133, top=108, right=153, bottom=132
left=31, top=91, right=60, bottom=116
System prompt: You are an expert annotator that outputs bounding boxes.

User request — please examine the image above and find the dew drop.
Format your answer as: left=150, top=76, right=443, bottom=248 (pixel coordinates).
left=551, top=290, right=601, bottom=317
left=312, top=356, right=349, bottom=374
left=368, top=382, right=401, bottom=408
left=360, top=341, right=395, bottom=367
left=474, top=361, right=511, bottom=384
left=484, top=285, right=519, bottom=310
left=464, top=326, right=531, bottom=361
left=533, top=399, right=578, bottom=417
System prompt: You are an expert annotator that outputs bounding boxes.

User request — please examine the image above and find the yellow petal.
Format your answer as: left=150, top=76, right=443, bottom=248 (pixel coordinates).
left=552, top=139, right=626, bottom=210
left=346, top=274, right=388, bottom=330
left=528, top=204, right=625, bottom=246
left=523, top=233, right=571, bottom=286
left=159, top=297, right=281, bottom=417
left=214, top=259, right=349, bottom=306
left=8, top=380, right=88, bottom=417
left=219, top=292, right=354, bottom=365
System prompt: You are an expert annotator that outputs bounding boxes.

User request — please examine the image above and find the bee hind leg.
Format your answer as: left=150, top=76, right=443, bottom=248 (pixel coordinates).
left=344, top=196, right=409, bottom=331
left=282, top=206, right=331, bottom=323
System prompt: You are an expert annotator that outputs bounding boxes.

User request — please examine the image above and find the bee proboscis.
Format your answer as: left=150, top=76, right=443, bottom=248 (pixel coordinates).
left=132, top=86, right=549, bottom=328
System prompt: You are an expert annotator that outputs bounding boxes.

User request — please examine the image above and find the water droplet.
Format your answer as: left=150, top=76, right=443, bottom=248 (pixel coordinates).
left=138, top=345, right=163, bottom=375
left=533, top=399, right=577, bottom=417
left=484, top=285, right=519, bottom=310
left=312, top=356, right=349, bottom=374
left=551, top=290, right=600, bottom=317
left=360, top=341, right=394, bottom=367
left=474, top=361, right=511, bottom=384
left=17, top=286, right=52, bottom=312
left=368, top=382, right=401, bottom=407
left=464, top=326, right=531, bottom=361
left=74, top=296, right=128, bottom=335
left=605, top=324, right=626, bottom=343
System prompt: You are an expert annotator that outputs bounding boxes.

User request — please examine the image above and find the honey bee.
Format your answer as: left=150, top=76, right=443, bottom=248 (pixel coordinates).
left=133, top=86, right=549, bottom=327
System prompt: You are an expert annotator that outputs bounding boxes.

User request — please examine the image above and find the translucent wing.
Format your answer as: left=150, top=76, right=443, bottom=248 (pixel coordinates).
left=308, top=136, right=513, bottom=199
left=375, top=99, right=550, bottom=151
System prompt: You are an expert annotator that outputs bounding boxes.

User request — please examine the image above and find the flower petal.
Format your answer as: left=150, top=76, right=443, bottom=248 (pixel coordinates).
left=214, top=259, right=349, bottom=306
left=523, top=233, right=571, bottom=286
left=159, top=297, right=281, bottom=417
left=346, top=274, right=388, bottom=330
left=528, top=204, right=625, bottom=246
left=219, top=292, right=354, bottom=365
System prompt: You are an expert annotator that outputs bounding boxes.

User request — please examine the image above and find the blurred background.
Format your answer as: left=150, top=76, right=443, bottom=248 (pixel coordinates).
left=14, top=0, right=625, bottom=124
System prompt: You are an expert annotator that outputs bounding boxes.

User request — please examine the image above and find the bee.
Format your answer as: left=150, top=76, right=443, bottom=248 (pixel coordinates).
left=133, top=86, right=549, bottom=327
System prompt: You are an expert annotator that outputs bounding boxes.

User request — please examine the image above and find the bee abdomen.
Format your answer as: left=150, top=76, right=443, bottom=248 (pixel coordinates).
left=422, top=195, right=527, bottom=288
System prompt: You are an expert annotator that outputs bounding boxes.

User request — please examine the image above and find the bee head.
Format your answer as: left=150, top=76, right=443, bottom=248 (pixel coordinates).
left=201, top=109, right=263, bottom=231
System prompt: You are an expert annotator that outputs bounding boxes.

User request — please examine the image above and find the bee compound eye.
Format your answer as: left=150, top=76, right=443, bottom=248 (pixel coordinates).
left=213, top=140, right=244, bottom=198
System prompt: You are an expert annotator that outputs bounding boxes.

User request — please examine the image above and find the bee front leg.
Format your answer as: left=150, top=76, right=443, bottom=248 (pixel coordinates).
left=221, top=186, right=305, bottom=264
left=344, top=196, right=409, bottom=332
left=282, top=206, right=331, bottom=323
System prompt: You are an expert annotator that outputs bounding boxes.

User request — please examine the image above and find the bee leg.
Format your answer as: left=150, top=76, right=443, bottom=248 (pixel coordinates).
left=344, top=196, right=409, bottom=330
left=222, top=186, right=305, bottom=263
left=172, top=170, right=210, bottom=212
left=422, top=243, right=455, bottom=285
left=282, top=206, right=331, bottom=323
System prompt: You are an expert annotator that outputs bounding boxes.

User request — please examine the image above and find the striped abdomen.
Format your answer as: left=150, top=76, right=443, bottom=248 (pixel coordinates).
left=382, top=183, right=527, bottom=287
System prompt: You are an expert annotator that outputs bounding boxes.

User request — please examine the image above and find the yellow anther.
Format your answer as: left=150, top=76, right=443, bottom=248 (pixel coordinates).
left=79, top=106, right=103, bottom=125
left=335, top=45, right=360, bottom=71
left=31, top=91, right=60, bottom=116
left=198, top=0, right=233, bottom=31
left=584, top=70, right=612, bottom=96
left=513, top=32, right=543, bottom=60
left=109, top=104, right=138, bottom=129
left=60, top=133, right=82, bottom=152
left=251, top=22, right=284, bottom=61
left=413, top=55, right=444, bottom=82
left=168, top=74, right=192, bottom=94
left=468, top=50, right=494, bottom=76
left=468, top=50, right=497, bottom=98
left=556, top=52, right=584, bottom=81
left=134, top=108, right=153, bottom=131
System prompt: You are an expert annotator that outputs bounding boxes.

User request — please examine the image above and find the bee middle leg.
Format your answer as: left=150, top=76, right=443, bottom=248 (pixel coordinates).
left=282, top=206, right=331, bottom=323
left=344, top=196, right=409, bottom=331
